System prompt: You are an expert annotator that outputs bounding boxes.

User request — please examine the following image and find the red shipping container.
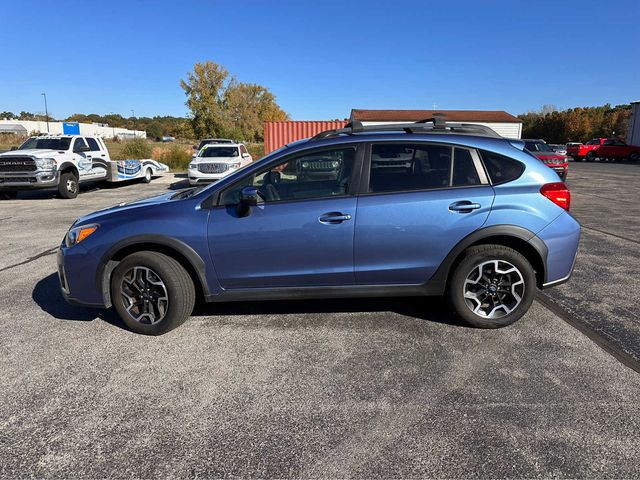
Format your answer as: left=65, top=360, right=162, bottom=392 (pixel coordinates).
left=264, top=120, right=348, bottom=154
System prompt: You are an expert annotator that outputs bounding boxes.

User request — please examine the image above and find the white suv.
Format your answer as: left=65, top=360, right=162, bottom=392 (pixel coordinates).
left=188, top=142, right=252, bottom=185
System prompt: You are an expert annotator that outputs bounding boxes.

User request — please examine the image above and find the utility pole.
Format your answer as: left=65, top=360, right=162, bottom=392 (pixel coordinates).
left=131, top=109, right=136, bottom=138
left=41, top=93, right=50, bottom=133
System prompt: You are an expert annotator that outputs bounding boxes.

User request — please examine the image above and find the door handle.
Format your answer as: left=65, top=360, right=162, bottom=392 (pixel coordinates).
left=449, top=201, right=481, bottom=213
left=319, top=212, right=352, bottom=224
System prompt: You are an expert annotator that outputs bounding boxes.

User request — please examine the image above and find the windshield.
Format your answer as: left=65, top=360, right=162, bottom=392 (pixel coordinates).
left=200, top=146, right=239, bottom=158
left=524, top=141, right=554, bottom=153
left=197, top=139, right=234, bottom=150
left=19, top=137, right=72, bottom=151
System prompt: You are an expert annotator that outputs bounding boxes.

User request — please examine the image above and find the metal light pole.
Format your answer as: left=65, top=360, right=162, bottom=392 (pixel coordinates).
left=41, top=93, right=50, bottom=133
left=131, top=109, right=136, bottom=138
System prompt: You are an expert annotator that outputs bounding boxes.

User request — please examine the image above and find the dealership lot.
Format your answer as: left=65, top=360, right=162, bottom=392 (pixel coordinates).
left=1, top=164, right=640, bottom=477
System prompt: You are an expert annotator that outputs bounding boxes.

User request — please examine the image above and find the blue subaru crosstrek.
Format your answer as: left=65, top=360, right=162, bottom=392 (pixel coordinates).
left=58, top=120, right=580, bottom=335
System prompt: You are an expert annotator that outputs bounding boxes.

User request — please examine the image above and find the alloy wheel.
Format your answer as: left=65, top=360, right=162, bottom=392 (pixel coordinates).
left=463, top=260, right=525, bottom=319
left=67, top=178, right=78, bottom=194
left=120, top=266, right=169, bottom=324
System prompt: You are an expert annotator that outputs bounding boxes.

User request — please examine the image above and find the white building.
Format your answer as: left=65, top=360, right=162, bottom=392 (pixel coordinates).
left=349, top=109, right=523, bottom=139
left=0, top=119, right=146, bottom=139
left=627, top=101, right=640, bottom=145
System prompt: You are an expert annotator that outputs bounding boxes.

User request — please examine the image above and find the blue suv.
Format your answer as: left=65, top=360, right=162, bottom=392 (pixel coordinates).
left=58, top=120, right=580, bottom=335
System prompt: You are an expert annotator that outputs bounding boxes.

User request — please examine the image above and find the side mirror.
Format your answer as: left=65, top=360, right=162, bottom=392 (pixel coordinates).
left=237, top=186, right=259, bottom=217
left=10, top=146, right=17, bottom=151
left=242, top=153, right=251, bottom=159
left=75, top=145, right=90, bottom=153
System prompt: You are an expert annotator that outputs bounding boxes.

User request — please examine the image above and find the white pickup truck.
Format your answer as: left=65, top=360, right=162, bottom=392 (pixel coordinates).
left=0, top=135, right=169, bottom=199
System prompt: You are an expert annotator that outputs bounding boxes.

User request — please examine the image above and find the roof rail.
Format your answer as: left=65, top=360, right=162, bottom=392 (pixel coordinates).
left=309, top=117, right=501, bottom=142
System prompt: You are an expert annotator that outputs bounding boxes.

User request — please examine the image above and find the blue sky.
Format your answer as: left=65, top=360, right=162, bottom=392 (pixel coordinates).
left=1, top=0, right=638, bottom=120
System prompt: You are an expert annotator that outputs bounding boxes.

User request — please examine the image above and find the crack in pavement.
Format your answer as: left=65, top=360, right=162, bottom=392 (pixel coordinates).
left=581, top=225, right=640, bottom=246
left=0, top=247, right=58, bottom=273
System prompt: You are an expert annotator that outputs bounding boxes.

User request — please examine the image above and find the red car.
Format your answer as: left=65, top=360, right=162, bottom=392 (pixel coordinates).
left=523, top=139, right=568, bottom=181
left=567, top=137, right=640, bottom=162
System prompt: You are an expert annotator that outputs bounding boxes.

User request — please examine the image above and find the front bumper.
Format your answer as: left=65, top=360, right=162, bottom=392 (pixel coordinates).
left=57, top=246, right=107, bottom=308
left=0, top=170, right=59, bottom=188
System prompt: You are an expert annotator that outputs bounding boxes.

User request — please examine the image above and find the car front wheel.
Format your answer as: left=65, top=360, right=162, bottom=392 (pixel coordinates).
left=446, top=244, right=537, bottom=328
left=586, top=151, right=596, bottom=162
left=110, top=251, right=196, bottom=335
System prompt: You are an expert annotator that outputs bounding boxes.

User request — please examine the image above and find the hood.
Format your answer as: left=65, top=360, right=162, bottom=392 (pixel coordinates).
left=76, top=191, right=178, bottom=224
left=0, top=149, right=66, bottom=158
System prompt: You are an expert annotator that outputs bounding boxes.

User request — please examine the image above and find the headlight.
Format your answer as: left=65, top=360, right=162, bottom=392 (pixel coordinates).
left=65, top=223, right=99, bottom=247
left=35, top=158, right=57, bottom=170
left=229, top=162, right=241, bottom=168
left=331, top=161, right=340, bottom=168
left=189, top=162, right=197, bottom=169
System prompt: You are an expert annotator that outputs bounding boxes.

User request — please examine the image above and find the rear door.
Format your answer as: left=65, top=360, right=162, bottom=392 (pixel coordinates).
left=85, top=137, right=109, bottom=175
left=354, top=142, right=494, bottom=284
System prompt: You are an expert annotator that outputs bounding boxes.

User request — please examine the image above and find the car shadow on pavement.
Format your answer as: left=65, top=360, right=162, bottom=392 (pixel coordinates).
left=192, top=295, right=467, bottom=328
left=32, top=273, right=124, bottom=328
left=33, top=272, right=466, bottom=330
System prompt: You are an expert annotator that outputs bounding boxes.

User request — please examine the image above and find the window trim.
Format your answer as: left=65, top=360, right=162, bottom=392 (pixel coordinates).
left=212, top=143, right=364, bottom=208
left=362, top=141, right=489, bottom=196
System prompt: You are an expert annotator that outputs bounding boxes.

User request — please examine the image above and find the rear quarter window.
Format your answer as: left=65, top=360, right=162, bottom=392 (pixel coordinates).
left=480, top=150, right=525, bottom=185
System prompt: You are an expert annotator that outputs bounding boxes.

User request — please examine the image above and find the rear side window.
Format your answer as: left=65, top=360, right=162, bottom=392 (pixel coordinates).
left=369, top=144, right=452, bottom=193
left=452, top=148, right=481, bottom=186
left=86, top=138, right=101, bottom=151
left=480, top=150, right=524, bottom=185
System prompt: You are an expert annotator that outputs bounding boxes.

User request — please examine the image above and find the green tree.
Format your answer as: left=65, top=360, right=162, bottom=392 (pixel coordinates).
left=180, top=61, right=231, bottom=139
left=0, top=111, right=17, bottom=120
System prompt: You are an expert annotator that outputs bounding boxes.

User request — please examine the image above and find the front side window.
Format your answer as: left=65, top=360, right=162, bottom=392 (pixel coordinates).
left=586, top=138, right=601, bottom=145
left=240, top=145, right=248, bottom=155
left=368, top=144, right=452, bottom=193
left=219, top=147, right=356, bottom=206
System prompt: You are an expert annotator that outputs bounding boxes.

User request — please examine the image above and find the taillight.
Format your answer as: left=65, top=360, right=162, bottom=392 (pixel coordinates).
left=540, top=182, right=570, bottom=211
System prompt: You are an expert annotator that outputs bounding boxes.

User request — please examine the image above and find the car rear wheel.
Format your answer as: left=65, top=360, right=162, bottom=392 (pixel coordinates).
left=630, top=152, right=640, bottom=163
left=110, top=251, right=195, bottom=335
left=58, top=172, right=79, bottom=199
left=446, top=244, right=537, bottom=328
left=141, top=167, right=152, bottom=183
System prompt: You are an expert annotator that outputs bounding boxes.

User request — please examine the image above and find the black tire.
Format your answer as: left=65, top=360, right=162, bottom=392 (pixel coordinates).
left=141, top=167, right=152, bottom=183
left=446, top=244, right=537, bottom=329
left=629, top=152, right=640, bottom=163
left=58, top=171, right=79, bottom=199
left=559, top=171, right=567, bottom=182
left=110, top=251, right=195, bottom=335
left=0, top=191, right=18, bottom=200
left=586, top=151, right=596, bottom=162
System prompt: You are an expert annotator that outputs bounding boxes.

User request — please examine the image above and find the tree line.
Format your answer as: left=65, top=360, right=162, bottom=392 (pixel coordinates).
left=518, top=104, right=631, bottom=143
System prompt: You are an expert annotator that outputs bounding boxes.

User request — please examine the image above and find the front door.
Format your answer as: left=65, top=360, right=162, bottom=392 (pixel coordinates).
left=208, top=145, right=360, bottom=289
left=354, top=142, right=495, bottom=284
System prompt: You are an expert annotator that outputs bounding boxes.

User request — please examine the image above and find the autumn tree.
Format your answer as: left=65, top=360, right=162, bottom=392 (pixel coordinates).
left=181, top=61, right=289, bottom=141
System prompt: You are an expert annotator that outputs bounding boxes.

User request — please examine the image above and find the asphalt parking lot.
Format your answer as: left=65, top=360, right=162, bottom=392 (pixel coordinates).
left=1, top=164, right=640, bottom=477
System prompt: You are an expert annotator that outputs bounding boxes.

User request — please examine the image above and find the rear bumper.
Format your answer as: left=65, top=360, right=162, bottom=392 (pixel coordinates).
left=534, top=212, right=581, bottom=289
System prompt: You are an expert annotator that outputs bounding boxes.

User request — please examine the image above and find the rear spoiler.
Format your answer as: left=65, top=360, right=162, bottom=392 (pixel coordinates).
left=509, top=139, right=526, bottom=150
